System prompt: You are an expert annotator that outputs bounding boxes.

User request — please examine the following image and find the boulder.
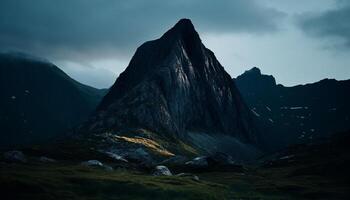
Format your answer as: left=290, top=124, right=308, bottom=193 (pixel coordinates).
left=3, top=150, right=27, bottom=163
left=81, top=160, right=103, bottom=167
left=153, top=165, right=172, bottom=176
left=185, top=156, right=208, bottom=168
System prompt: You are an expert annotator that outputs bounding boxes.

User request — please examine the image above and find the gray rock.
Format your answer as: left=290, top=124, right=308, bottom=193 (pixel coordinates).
left=185, top=156, right=208, bottom=168
left=159, top=155, right=188, bottom=166
left=153, top=165, right=172, bottom=176
left=104, top=152, right=128, bottom=163
left=3, top=150, right=27, bottom=163
left=81, top=160, right=103, bottom=167
left=39, top=156, right=56, bottom=163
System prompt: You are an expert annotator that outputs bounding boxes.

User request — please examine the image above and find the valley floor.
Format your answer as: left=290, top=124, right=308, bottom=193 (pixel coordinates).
left=1, top=161, right=348, bottom=200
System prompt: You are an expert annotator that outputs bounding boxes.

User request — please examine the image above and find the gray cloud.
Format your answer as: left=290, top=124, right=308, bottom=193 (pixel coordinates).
left=297, top=1, right=350, bottom=49
left=0, top=0, right=285, bottom=61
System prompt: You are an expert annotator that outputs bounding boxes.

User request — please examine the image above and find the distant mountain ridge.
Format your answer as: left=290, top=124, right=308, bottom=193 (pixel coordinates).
left=81, top=19, right=259, bottom=159
left=235, top=67, right=350, bottom=151
left=0, top=52, right=107, bottom=148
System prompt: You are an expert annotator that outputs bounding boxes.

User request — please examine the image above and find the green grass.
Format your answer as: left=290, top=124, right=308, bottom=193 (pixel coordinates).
left=1, top=156, right=349, bottom=200
left=1, top=162, right=349, bottom=200
left=0, top=163, right=228, bottom=200
left=200, top=165, right=349, bottom=200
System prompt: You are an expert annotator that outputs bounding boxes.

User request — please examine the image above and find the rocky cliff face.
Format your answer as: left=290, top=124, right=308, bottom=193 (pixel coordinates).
left=235, top=67, right=350, bottom=151
left=83, top=19, right=258, bottom=158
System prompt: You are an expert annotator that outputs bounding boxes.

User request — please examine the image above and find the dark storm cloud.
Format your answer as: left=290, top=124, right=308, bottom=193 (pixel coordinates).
left=297, top=1, right=350, bottom=49
left=0, top=0, right=285, bottom=60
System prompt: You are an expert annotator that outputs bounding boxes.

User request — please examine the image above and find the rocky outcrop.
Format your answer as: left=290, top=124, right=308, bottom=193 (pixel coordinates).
left=153, top=165, right=172, bottom=176
left=81, top=19, right=258, bottom=159
left=184, top=153, right=245, bottom=172
left=81, top=160, right=103, bottom=167
left=185, top=156, right=208, bottom=168
left=3, top=150, right=27, bottom=163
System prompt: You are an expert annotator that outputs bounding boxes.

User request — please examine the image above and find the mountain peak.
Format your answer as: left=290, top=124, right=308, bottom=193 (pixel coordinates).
left=173, top=18, right=195, bottom=31
left=85, top=19, right=258, bottom=158
left=161, top=18, right=200, bottom=43
left=235, top=67, right=276, bottom=91
left=246, top=67, right=261, bottom=75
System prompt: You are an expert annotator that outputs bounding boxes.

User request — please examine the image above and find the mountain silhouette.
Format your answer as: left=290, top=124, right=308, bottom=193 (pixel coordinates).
left=83, top=19, right=259, bottom=158
left=0, top=52, right=107, bottom=148
left=235, top=67, right=350, bottom=151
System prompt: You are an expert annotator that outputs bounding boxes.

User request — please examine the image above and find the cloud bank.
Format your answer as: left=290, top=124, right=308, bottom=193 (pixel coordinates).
left=0, top=0, right=285, bottom=61
left=297, top=0, right=350, bottom=49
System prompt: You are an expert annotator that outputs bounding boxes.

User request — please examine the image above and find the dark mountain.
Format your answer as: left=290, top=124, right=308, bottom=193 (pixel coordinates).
left=235, top=67, right=350, bottom=151
left=0, top=52, right=107, bottom=148
left=82, top=19, right=259, bottom=159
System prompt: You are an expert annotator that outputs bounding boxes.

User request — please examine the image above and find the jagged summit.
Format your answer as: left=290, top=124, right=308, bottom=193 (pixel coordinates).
left=174, top=18, right=195, bottom=30
left=245, top=67, right=261, bottom=75
left=99, top=19, right=205, bottom=110
left=236, top=67, right=276, bottom=90
left=84, top=19, right=258, bottom=158
left=161, top=18, right=199, bottom=41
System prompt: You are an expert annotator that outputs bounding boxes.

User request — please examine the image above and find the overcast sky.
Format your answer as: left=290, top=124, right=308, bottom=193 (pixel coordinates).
left=1, top=0, right=349, bottom=88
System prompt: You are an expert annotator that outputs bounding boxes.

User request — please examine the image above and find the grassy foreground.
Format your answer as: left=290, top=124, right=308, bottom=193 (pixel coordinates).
left=0, top=163, right=227, bottom=200
left=1, top=161, right=349, bottom=200
left=1, top=133, right=349, bottom=200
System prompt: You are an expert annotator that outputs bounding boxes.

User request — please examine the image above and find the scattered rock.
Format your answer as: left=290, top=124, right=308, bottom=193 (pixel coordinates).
left=104, top=152, right=128, bottom=163
left=81, top=160, right=103, bottom=167
left=185, top=156, right=208, bottom=168
left=39, top=156, right=56, bottom=163
left=207, top=152, right=235, bottom=166
left=176, top=173, right=200, bottom=181
left=3, top=150, right=27, bottom=163
left=184, top=153, right=244, bottom=172
left=159, top=155, right=188, bottom=166
left=153, top=165, right=172, bottom=176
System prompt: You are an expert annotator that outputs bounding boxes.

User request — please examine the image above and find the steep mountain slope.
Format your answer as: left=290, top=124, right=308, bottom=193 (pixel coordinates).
left=235, top=67, right=350, bottom=151
left=83, top=19, right=259, bottom=159
left=0, top=52, right=107, bottom=148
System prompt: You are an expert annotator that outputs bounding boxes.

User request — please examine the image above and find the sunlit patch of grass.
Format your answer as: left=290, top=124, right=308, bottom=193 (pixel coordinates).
left=114, top=135, right=175, bottom=157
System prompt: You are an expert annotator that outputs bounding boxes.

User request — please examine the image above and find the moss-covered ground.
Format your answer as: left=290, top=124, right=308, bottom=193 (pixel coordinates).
left=1, top=160, right=349, bottom=200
